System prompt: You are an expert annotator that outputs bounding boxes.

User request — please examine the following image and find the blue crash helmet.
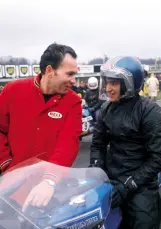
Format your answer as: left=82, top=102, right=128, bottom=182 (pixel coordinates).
left=100, top=56, right=145, bottom=99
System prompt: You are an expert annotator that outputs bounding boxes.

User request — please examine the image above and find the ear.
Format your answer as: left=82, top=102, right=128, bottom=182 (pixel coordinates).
left=45, top=65, right=54, bottom=75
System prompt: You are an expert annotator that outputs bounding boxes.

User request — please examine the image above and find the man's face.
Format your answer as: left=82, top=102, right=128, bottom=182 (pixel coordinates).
left=47, top=54, right=78, bottom=95
left=106, top=79, right=121, bottom=102
left=80, top=81, right=85, bottom=87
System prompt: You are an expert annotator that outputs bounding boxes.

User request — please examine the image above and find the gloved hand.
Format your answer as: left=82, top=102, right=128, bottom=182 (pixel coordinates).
left=111, top=182, right=128, bottom=209
left=111, top=176, right=138, bottom=209
left=88, top=107, right=95, bottom=113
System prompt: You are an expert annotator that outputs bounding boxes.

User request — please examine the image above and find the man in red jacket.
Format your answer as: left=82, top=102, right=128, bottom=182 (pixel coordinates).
left=0, top=43, right=82, bottom=210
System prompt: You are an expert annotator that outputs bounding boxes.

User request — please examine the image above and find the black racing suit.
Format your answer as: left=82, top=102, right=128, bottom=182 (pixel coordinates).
left=85, top=89, right=104, bottom=122
left=90, top=94, right=161, bottom=229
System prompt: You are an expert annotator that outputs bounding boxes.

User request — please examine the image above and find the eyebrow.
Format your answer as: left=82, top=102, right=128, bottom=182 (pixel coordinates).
left=67, top=71, right=77, bottom=75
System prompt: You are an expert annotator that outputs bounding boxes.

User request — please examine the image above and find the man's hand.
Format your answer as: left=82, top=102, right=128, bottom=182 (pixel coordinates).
left=22, top=180, right=55, bottom=212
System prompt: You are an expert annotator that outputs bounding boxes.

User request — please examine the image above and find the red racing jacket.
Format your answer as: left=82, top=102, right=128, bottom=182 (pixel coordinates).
left=0, top=74, right=82, bottom=182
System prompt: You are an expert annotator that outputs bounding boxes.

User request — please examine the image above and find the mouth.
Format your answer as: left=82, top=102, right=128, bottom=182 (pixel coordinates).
left=108, top=92, right=120, bottom=102
left=108, top=92, right=116, bottom=98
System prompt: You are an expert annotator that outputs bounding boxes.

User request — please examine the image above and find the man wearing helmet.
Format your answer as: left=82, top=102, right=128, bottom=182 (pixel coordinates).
left=85, top=77, right=104, bottom=122
left=90, top=56, right=161, bottom=229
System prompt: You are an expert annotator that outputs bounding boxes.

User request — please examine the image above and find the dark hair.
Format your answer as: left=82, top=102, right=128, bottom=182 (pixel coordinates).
left=40, top=43, right=77, bottom=74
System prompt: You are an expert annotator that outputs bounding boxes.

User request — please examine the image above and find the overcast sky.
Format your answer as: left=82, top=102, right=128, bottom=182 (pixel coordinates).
left=0, top=0, right=161, bottom=63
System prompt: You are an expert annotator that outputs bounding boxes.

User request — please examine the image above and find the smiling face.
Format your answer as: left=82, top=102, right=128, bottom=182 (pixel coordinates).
left=42, top=54, right=78, bottom=95
left=106, top=79, right=121, bottom=102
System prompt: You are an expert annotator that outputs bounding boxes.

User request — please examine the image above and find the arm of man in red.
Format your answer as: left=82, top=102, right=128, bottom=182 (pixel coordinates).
left=43, top=99, right=82, bottom=182
left=0, top=84, right=12, bottom=173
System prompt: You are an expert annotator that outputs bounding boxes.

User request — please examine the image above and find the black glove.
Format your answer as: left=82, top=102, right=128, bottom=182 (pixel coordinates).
left=111, top=176, right=138, bottom=209
left=88, top=107, right=95, bottom=113
left=124, top=176, right=138, bottom=191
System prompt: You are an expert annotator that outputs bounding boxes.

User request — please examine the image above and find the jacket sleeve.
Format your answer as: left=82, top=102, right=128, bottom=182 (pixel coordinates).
left=90, top=103, right=109, bottom=168
left=0, top=84, right=12, bottom=173
left=43, top=100, right=82, bottom=182
left=133, top=102, right=161, bottom=187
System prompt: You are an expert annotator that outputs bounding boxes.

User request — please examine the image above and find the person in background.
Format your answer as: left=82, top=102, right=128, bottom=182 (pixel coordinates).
left=85, top=77, right=104, bottom=122
left=146, top=73, right=159, bottom=101
left=0, top=43, right=82, bottom=210
left=77, top=80, right=87, bottom=98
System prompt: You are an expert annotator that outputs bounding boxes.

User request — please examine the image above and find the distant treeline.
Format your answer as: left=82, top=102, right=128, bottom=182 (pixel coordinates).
left=0, top=56, right=160, bottom=66
left=0, top=56, right=39, bottom=65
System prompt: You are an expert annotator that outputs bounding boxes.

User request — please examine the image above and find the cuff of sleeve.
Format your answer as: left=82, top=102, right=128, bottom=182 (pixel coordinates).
left=0, top=159, right=12, bottom=173
left=43, top=173, right=60, bottom=183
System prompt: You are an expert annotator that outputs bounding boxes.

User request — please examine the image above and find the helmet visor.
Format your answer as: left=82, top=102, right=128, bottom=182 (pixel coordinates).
left=101, top=70, right=134, bottom=94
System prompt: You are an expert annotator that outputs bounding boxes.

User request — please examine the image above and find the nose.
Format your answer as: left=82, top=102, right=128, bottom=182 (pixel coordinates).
left=106, top=82, right=113, bottom=92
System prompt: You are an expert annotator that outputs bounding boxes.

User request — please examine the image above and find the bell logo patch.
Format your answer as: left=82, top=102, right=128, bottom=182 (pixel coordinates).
left=48, top=112, right=62, bottom=119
